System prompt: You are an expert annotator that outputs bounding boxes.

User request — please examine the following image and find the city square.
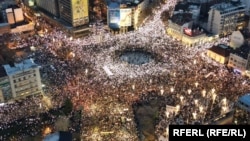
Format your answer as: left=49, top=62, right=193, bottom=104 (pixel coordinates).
left=0, top=0, right=250, bottom=141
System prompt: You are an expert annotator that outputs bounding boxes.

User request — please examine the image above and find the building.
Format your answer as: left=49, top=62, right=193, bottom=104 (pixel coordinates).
left=43, top=131, right=72, bottom=141
left=5, top=6, right=25, bottom=25
left=36, top=0, right=60, bottom=17
left=59, top=0, right=89, bottom=27
left=240, top=0, right=250, bottom=15
left=233, top=93, right=250, bottom=124
left=207, top=1, right=246, bottom=36
left=0, top=23, right=10, bottom=35
left=0, top=59, right=43, bottom=102
left=207, top=44, right=231, bottom=64
left=167, top=12, right=207, bottom=47
left=23, top=0, right=35, bottom=7
left=0, top=66, right=11, bottom=103
left=107, top=0, right=150, bottom=33
left=227, top=44, right=250, bottom=73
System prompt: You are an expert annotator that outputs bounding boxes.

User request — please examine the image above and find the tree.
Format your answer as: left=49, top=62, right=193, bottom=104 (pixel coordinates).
left=62, top=98, right=73, bottom=116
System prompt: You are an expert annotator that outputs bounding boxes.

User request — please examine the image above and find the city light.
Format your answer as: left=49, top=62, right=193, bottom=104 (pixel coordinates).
left=132, top=84, right=135, bottom=90
left=180, top=95, right=184, bottom=103
left=195, top=82, right=199, bottom=87
left=176, top=105, right=180, bottom=113
left=160, top=89, right=164, bottom=95
left=202, top=89, right=206, bottom=97
left=170, top=87, right=174, bottom=93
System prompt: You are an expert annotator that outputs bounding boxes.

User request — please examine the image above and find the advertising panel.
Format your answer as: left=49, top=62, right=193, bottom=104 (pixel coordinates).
left=72, top=0, right=89, bottom=26
left=7, top=12, right=15, bottom=24
left=120, top=8, right=132, bottom=26
left=14, top=8, right=24, bottom=22
left=108, top=9, right=120, bottom=29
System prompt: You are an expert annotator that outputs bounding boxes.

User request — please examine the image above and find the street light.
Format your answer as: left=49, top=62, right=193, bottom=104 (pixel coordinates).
left=193, top=111, right=197, bottom=120
left=201, top=89, right=206, bottom=97
left=222, top=98, right=227, bottom=106
left=195, top=82, right=199, bottom=88
left=165, top=111, right=169, bottom=118
left=180, top=95, right=184, bottom=103
left=160, top=89, right=164, bottom=95
left=187, top=89, right=192, bottom=94
left=211, top=88, right=215, bottom=94
left=132, top=84, right=135, bottom=90
left=199, top=106, right=203, bottom=113
left=170, top=87, right=174, bottom=93
left=212, top=93, right=217, bottom=104
left=176, top=105, right=180, bottom=113
left=85, top=68, right=88, bottom=75
left=194, top=99, right=198, bottom=106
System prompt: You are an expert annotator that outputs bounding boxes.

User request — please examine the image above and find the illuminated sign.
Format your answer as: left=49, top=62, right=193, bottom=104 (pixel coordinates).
left=72, top=0, right=89, bottom=27
left=14, top=8, right=24, bottom=22
left=109, top=9, right=120, bottom=24
left=183, top=27, right=192, bottom=36
left=120, top=8, right=132, bottom=26
left=108, top=9, right=120, bottom=29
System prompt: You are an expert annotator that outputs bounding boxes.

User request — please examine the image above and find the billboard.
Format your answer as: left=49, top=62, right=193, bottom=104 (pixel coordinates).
left=72, top=0, right=89, bottom=27
left=120, top=8, right=132, bottom=26
left=108, top=9, right=120, bottom=29
left=6, top=12, right=15, bottom=24
left=14, top=8, right=24, bottom=22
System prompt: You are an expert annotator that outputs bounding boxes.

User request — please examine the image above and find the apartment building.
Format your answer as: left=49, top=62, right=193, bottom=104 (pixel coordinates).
left=36, top=0, right=60, bottom=17
left=0, top=59, right=43, bottom=102
left=207, top=1, right=246, bottom=36
left=0, top=66, right=11, bottom=103
left=207, top=44, right=231, bottom=64
left=59, top=0, right=89, bottom=27
left=167, top=12, right=207, bottom=47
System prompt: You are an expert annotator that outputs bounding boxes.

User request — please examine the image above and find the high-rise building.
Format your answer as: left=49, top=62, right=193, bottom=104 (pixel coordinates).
left=36, top=0, right=60, bottom=17
left=240, top=0, right=250, bottom=15
left=0, top=66, right=11, bottom=103
left=5, top=6, right=24, bottom=25
left=59, top=0, right=89, bottom=27
left=107, top=0, right=150, bottom=33
left=0, top=59, right=43, bottom=102
left=207, top=1, right=246, bottom=36
left=233, top=93, right=250, bottom=124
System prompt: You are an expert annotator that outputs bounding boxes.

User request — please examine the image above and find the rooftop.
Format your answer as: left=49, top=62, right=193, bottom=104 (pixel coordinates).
left=0, top=66, right=7, bottom=78
left=170, top=12, right=193, bottom=26
left=230, top=44, right=250, bottom=59
left=238, top=93, right=250, bottom=108
left=3, top=58, right=39, bottom=76
left=211, top=2, right=245, bottom=13
left=208, top=44, right=231, bottom=57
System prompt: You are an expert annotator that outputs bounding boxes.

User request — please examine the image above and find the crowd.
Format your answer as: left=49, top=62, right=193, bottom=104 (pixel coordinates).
left=1, top=0, right=250, bottom=140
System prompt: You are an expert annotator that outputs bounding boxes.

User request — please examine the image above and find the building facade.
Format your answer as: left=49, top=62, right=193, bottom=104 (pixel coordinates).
left=207, top=44, right=231, bottom=64
left=1, top=59, right=43, bottom=101
left=59, top=0, right=89, bottom=27
left=233, top=93, right=250, bottom=124
left=36, top=0, right=60, bottom=17
left=0, top=23, right=10, bottom=35
left=167, top=12, right=207, bottom=47
left=228, top=52, right=248, bottom=72
left=207, top=1, right=246, bottom=36
left=107, top=0, right=149, bottom=33
left=240, top=0, right=250, bottom=15
left=0, top=67, right=11, bottom=103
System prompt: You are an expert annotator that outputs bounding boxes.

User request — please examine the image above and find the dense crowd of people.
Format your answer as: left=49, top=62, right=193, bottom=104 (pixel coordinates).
left=1, top=0, right=250, bottom=140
